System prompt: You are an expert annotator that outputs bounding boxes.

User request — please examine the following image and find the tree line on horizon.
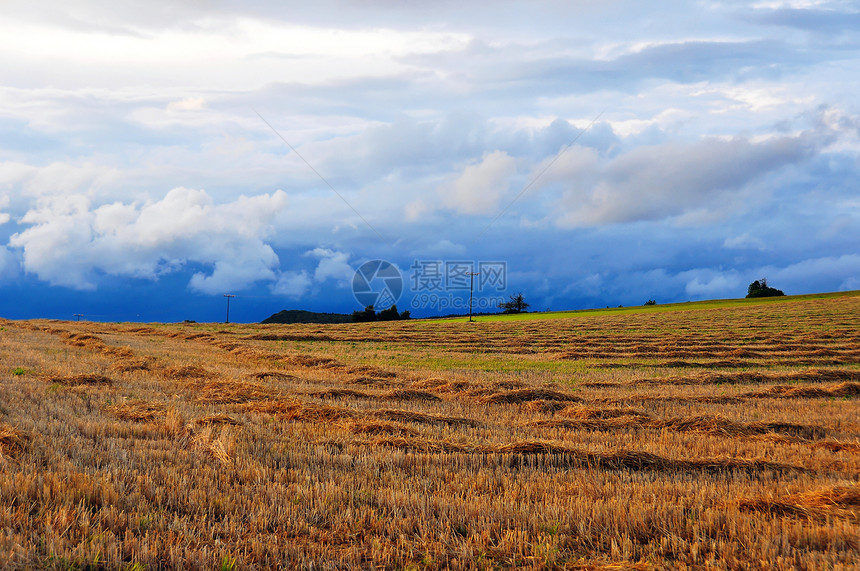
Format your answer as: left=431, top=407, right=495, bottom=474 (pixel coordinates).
left=262, top=280, right=787, bottom=324
left=746, top=278, right=785, bottom=298
left=351, top=304, right=411, bottom=322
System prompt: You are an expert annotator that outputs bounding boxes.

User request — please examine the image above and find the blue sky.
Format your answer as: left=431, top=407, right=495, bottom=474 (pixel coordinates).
left=1, top=0, right=859, bottom=322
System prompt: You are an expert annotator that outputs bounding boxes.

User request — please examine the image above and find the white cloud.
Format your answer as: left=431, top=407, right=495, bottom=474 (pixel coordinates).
left=555, top=131, right=817, bottom=227
left=0, top=13, right=471, bottom=91
left=404, top=199, right=430, bottom=222
left=307, top=248, right=353, bottom=284
left=421, top=239, right=467, bottom=256
left=167, top=97, right=206, bottom=112
left=8, top=187, right=289, bottom=293
left=189, top=252, right=278, bottom=295
left=764, top=254, right=860, bottom=293
left=271, top=270, right=312, bottom=298
left=438, top=150, right=518, bottom=215
left=9, top=194, right=99, bottom=289
left=0, top=160, right=123, bottom=198
left=684, top=270, right=742, bottom=298
left=750, top=1, right=831, bottom=9
left=0, top=195, right=10, bottom=225
left=723, top=233, right=768, bottom=250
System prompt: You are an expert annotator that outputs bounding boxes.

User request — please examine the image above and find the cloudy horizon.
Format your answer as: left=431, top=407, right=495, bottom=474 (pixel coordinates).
left=2, top=0, right=859, bottom=322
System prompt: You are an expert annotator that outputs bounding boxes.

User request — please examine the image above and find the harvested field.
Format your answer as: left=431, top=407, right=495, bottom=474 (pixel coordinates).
left=194, top=413, right=244, bottom=426
left=243, top=399, right=358, bottom=422
left=193, top=379, right=279, bottom=404
left=736, top=483, right=860, bottom=522
left=526, top=413, right=833, bottom=443
left=109, top=358, right=153, bottom=373
left=378, top=388, right=442, bottom=401
left=647, top=367, right=860, bottom=386
left=182, top=424, right=235, bottom=467
left=309, top=387, right=374, bottom=399
left=371, top=408, right=480, bottom=427
left=560, top=405, right=651, bottom=419
left=161, top=364, right=213, bottom=379
left=748, top=381, right=860, bottom=399
left=0, top=424, right=27, bottom=460
left=247, top=370, right=297, bottom=381
left=478, top=387, right=580, bottom=404
left=339, top=418, right=419, bottom=436
left=43, top=373, right=114, bottom=386
left=105, top=399, right=167, bottom=422
left=1, top=292, right=859, bottom=569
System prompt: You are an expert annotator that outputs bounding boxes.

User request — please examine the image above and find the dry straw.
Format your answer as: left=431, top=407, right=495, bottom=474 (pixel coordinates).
left=43, top=374, right=113, bottom=386
left=736, top=484, right=860, bottom=522
left=372, top=408, right=480, bottom=427
left=194, top=413, right=244, bottom=426
left=749, top=381, right=860, bottom=399
left=379, top=389, right=441, bottom=401
left=161, top=365, right=213, bottom=380
left=105, top=399, right=166, bottom=422
left=0, top=424, right=27, bottom=460
left=194, top=379, right=278, bottom=404
left=479, top=388, right=581, bottom=404
left=338, top=419, right=419, bottom=436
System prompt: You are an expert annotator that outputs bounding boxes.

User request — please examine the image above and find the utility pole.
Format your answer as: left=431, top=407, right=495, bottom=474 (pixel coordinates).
left=467, top=272, right=479, bottom=322
left=73, top=314, right=83, bottom=322
left=223, top=294, right=235, bottom=323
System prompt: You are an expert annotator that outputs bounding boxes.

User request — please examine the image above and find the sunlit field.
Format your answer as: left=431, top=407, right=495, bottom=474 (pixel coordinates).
left=1, top=292, right=859, bottom=570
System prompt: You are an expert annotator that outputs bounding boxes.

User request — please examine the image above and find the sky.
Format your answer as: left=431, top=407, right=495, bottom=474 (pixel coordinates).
left=1, top=0, right=859, bottom=322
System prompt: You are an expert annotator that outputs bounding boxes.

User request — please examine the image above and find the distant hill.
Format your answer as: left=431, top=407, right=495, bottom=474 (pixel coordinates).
left=261, top=309, right=352, bottom=324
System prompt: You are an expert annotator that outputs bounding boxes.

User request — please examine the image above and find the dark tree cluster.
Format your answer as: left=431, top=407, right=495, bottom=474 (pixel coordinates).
left=352, top=305, right=411, bottom=322
left=498, top=293, right=530, bottom=314
left=262, top=310, right=352, bottom=324
left=746, top=278, right=785, bottom=298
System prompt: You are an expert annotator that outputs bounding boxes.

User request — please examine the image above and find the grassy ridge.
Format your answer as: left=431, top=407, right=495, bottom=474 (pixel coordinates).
left=460, top=289, right=860, bottom=322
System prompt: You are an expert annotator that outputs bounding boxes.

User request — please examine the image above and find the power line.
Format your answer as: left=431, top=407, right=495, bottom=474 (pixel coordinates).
left=476, top=108, right=607, bottom=241
left=254, top=110, right=388, bottom=244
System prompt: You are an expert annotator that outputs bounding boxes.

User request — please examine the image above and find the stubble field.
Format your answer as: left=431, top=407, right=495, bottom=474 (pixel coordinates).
left=1, top=292, right=859, bottom=570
